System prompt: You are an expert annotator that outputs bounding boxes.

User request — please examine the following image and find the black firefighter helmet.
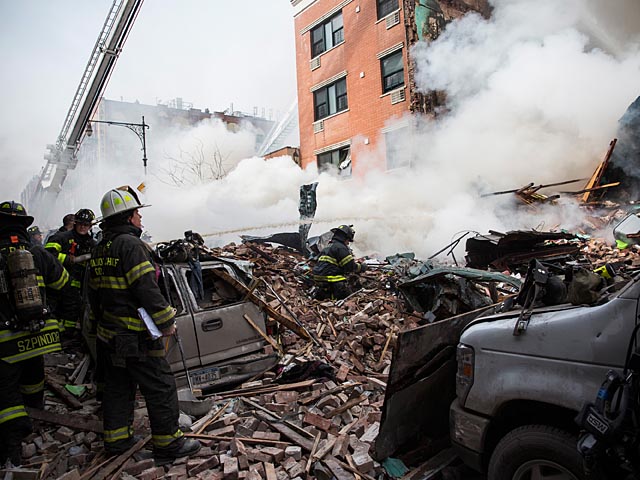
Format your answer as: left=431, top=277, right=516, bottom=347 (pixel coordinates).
left=0, top=201, right=34, bottom=227
left=331, top=224, right=355, bottom=242
left=74, top=208, right=96, bottom=225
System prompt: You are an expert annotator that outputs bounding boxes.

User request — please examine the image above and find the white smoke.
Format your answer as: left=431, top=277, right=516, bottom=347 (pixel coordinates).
left=53, top=0, right=640, bottom=262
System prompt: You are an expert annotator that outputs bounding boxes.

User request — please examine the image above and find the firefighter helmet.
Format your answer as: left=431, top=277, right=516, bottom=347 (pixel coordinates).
left=331, top=224, right=355, bottom=241
left=74, top=208, right=96, bottom=225
left=99, top=186, right=149, bottom=221
left=0, top=201, right=34, bottom=226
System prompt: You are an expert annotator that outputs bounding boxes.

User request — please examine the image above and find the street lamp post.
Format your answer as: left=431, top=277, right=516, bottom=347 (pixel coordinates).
left=86, top=116, right=150, bottom=172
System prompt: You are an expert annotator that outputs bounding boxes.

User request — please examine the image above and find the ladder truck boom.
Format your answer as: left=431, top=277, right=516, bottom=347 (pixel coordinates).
left=25, top=0, right=144, bottom=221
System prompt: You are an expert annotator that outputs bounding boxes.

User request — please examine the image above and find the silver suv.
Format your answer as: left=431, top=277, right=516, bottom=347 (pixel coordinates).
left=159, top=258, right=279, bottom=393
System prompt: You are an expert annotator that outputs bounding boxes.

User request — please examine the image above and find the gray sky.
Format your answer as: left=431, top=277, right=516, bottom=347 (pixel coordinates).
left=0, top=0, right=297, bottom=199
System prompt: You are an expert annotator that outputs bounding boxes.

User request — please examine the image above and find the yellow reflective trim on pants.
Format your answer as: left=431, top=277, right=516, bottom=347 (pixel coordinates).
left=104, top=426, right=133, bottom=443
left=152, top=429, right=183, bottom=447
left=20, top=380, right=44, bottom=395
left=318, top=255, right=338, bottom=265
left=0, top=405, right=28, bottom=425
left=125, top=261, right=155, bottom=285
left=49, top=269, right=70, bottom=290
left=313, top=275, right=346, bottom=283
left=37, top=275, right=45, bottom=287
left=71, top=279, right=81, bottom=288
left=338, top=254, right=354, bottom=267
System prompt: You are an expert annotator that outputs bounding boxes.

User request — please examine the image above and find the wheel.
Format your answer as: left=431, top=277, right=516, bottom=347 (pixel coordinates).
left=488, top=425, right=587, bottom=480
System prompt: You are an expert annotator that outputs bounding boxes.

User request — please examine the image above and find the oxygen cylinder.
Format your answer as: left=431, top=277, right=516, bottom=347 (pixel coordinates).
left=8, top=249, right=44, bottom=324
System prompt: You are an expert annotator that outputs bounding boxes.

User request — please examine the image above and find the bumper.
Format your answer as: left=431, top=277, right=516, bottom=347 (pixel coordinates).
left=449, top=398, right=490, bottom=472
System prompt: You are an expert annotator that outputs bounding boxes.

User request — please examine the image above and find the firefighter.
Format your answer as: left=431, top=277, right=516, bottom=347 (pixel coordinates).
left=44, top=213, right=75, bottom=245
left=45, top=208, right=96, bottom=334
left=312, top=224, right=368, bottom=300
left=88, top=186, right=201, bottom=462
left=0, top=201, right=71, bottom=466
left=27, top=226, right=43, bottom=246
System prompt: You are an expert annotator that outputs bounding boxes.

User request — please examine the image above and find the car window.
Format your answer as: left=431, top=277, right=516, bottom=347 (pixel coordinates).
left=158, top=268, right=185, bottom=315
left=186, top=267, right=242, bottom=310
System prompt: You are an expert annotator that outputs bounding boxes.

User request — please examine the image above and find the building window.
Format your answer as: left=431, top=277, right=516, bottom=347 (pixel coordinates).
left=381, top=49, right=404, bottom=93
left=317, top=146, right=351, bottom=176
left=314, top=78, right=348, bottom=120
left=385, top=127, right=411, bottom=169
left=311, top=12, right=344, bottom=58
left=377, top=0, right=399, bottom=20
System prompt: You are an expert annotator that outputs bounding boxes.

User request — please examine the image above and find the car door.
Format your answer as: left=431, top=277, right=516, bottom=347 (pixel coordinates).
left=180, top=263, right=267, bottom=367
left=158, top=265, right=201, bottom=373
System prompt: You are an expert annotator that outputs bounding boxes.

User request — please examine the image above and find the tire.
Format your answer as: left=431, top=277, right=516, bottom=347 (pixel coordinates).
left=488, top=425, right=587, bottom=480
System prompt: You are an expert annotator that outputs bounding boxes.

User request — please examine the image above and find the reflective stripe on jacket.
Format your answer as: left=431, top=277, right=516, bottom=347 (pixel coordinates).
left=88, top=224, right=175, bottom=342
left=312, top=238, right=360, bottom=283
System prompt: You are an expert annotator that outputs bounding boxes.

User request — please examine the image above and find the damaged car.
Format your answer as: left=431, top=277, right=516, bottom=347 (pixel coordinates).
left=375, top=227, right=640, bottom=479
left=154, top=236, right=280, bottom=394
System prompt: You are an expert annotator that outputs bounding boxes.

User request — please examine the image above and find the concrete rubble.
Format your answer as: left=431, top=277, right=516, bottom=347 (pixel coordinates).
left=3, top=220, right=640, bottom=480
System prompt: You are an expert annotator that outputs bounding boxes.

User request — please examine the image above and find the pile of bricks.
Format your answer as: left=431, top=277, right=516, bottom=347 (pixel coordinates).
left=8, top=230, right=638, bottom=480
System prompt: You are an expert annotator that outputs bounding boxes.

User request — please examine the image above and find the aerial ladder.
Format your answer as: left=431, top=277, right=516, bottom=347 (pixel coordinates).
left=25, top=0, right=144, bottom=222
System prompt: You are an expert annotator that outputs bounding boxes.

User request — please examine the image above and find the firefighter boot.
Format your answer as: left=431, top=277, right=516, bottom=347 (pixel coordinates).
left=153, top=437, right=201, bottom=465
left=105, top=435, right=144, bottom=455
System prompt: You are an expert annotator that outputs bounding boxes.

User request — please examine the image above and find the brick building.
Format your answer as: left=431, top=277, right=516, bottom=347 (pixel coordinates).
left=291, top=0, right=489, bottom=176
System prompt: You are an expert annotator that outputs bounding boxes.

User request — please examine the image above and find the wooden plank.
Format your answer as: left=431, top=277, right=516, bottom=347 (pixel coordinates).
left=209, top=268, right=310, bottom=340
left=211, top=379, right=316, bottom=400
left=325, top=395, right=366, bottom=418
left=184, top=433, right=290, bottom=447
left=243, top=313, right=283, bottom=355
left=581, top=138, right=617, bottom=203
left=306, top=433, right=322, bottom=473
left=193, top=400, right=231, bottom=435
left=26, top=408, right=102, bottom=433
left=260, top=417, right=315, bottom=452
left=45, top=379, right=83, bottom=409
left=90, top=435, right=150, bottom=480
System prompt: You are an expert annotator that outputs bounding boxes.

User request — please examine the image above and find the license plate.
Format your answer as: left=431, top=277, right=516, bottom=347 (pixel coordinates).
left=190, top=366, right=221, bottom=388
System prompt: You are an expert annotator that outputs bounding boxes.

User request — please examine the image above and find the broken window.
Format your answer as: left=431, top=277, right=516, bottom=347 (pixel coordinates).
left=381, top=49, right=404, bottom=93
left=186, top=267, right=242, bottom=310
left=317, top=146, right=351, bottom=177
left=311, top=12, right=344, bottom=58
left=314, top=77, right=348, bottom=120
left=377, top=0, right=399, bottom=19
left=158, top=269, right=186, bottom=315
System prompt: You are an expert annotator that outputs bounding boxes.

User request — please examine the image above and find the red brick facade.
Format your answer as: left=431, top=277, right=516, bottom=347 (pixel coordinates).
left=292, top=0, right=489, bottom=175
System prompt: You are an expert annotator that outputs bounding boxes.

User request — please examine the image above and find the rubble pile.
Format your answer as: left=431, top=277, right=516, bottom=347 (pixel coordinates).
left=7, top=230, right=640, bottom=480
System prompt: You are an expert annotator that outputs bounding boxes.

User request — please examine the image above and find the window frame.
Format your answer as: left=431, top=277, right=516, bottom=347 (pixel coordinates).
left=380, top=49, right=405, bottom=94
left=377, top=0, right=399, bottom=20
left=311, top=12, right=344, bottom=58
left=317, top=146, right=351, bottom=176
left=314, top=77, right=348, bottom=121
